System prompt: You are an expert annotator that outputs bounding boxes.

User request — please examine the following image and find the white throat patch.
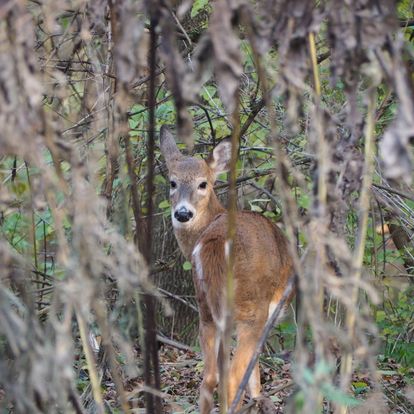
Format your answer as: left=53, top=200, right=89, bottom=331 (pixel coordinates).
left=192, top=242, right=203, bottom=281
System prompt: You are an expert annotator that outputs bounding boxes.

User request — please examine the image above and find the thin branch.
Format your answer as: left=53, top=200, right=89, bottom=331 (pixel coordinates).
left=124, top=134, right=146, bottom=251
left=156, top=333, right=194, bottom=352
left=239, top=98, right=265, bottom=139
left=219, top=81, right=240, bottom=414
left=143, top=9, right=162, bottom=413
left=76, top=312, right=105, bottom=414
left=158, top=287, right=198, bottom=312
left=339, top=89, right=377, bottom=412
left=372, top=183, right=414, bottom=202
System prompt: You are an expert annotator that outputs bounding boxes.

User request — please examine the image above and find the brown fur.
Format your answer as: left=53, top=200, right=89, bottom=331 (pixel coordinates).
left=160, top=127, right=294, bottom=413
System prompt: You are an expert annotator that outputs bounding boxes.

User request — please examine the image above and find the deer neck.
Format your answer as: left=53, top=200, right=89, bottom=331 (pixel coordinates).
left=174, top=192, right=224, bottom=260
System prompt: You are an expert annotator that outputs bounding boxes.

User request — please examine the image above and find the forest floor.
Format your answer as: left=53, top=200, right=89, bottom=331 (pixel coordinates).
left=105, top=344, right=414, bottom=414
left=1, top=343, right=413, bottom=413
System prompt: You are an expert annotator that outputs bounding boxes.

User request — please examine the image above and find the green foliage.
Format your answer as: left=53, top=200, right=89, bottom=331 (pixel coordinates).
left=183, top=261, right=192, bottom=271
left=352, top=381, right=369, bottom=395
left=397, top=0, right=414, bottom=18
left=158, top=199, right=171, bottom=217
left=1, top=1, right=414, bottom=412
left=272, top=319, right=297, bottom=351
left=2, top=211, right=29, bottom=252
left=377, top=286, right=414, bottom=367
left=191, top=0, right=210, bottom=18
left=321, top=382, right=360, bottom=407
left=300, top=360, right=360, bottom=408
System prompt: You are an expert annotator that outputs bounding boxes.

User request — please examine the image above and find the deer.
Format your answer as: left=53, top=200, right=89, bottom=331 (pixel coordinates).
left=159, top=126, right=294, bottom=413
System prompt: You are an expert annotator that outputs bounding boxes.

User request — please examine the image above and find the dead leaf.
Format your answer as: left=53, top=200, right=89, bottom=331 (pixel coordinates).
left=209, top=0, right=243, bottom=113
left=350, top=392, right=388, bottom=414
left=158, top=4, right=194, bottom=149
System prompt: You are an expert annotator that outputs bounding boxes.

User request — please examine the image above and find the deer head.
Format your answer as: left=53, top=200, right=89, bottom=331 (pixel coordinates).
left=160, top=126, right=231, bottom=230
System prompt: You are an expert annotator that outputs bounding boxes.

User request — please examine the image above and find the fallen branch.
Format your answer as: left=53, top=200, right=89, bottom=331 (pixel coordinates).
left=156, top=333, right=194, bottom=352
left=158, top=287, right=198, bottom=313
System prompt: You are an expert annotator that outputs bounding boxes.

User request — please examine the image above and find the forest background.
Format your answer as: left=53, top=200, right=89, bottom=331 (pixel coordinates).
left=0, top=0, right=414, bottom=413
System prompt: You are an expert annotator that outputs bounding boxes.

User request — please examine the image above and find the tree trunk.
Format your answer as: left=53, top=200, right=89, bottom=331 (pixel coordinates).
left=153, top=205, right=199, bottom=345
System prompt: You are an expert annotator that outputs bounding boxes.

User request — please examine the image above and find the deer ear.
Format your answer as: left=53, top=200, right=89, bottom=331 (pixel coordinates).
left=207, top=138, right=232, bottom=176
left=160, top=126, right=182, bottom=168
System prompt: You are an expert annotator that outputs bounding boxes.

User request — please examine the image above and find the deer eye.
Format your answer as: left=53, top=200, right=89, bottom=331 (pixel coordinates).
left=198, top=181, right=208, bottom=190
left=170, top=180, right=177, bottom=189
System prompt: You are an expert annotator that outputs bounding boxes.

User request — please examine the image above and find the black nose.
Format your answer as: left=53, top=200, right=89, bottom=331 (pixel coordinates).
left=174, top=207, right=194, bottom=222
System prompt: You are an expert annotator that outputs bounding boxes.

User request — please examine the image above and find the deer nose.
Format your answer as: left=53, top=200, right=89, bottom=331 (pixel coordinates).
left=174, top=206, right=194, bottom=222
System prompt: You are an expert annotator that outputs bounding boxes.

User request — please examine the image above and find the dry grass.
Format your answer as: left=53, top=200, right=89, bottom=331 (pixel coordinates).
left=0, top=1, right=413, bottom=413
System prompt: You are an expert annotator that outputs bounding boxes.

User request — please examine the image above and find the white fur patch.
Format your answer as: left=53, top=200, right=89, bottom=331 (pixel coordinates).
left=267, top=301, right=284, bottom=322
left=216, top=314, right=226, bottom=333
left=224, top=240, right=231, bottom=260
left=192, top=242, right=203, bottom=281
left=214, top=334, right=221, bottom=360
left=248, top=372, right=260, bottom=398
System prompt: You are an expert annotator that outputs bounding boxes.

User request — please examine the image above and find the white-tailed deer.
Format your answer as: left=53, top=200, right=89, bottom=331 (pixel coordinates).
left=160, top=126, right=294, bottom=413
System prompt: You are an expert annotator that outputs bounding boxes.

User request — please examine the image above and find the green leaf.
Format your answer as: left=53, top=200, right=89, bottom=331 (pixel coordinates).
left=377, top=369, right=398, bottom=376
left=183, top=261, right=192, bottom=271
left=191, top=0, right=209, bottom=18
left=159, top=199, right=170, bottom=209
left=13, top=181, right=28, bottom=196
left=298, top=193, right=310, bottom=209
left=376, top=310, right=385, bottom=323
left=263, top=211, right=277, bottom=219
left=293, top=390, right=305, bottom=410
left=250, top=204, right=262, bottom=212
left=352, top=381, right=369, bottom=395
left=322, top=383, right=360, bottom=407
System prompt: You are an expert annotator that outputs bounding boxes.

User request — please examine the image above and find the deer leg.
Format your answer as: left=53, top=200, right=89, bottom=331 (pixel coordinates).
left=227, top=319, right=265, bottom=410
left=248, top=362, right=261, bottom=398
left=199, top=321, right=219, bottom=414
